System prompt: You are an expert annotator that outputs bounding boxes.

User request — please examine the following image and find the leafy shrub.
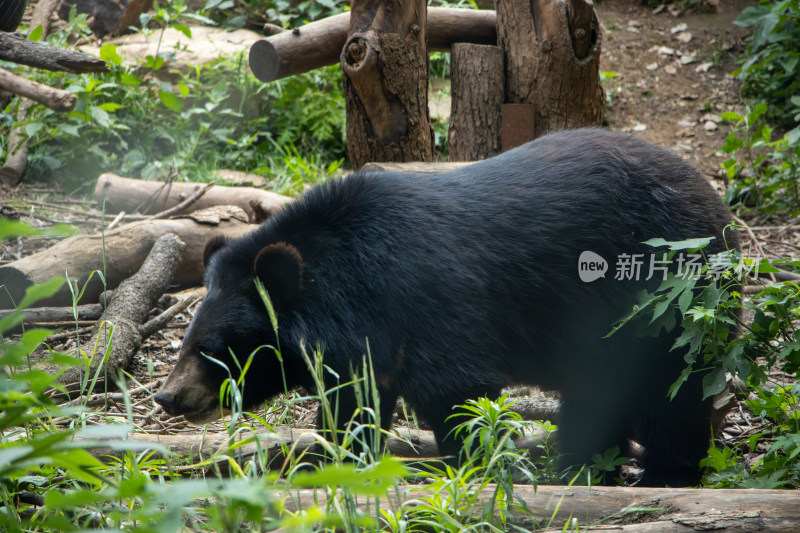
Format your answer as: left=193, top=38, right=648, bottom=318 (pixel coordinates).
left=204, top=0, right=349, bottom=30
left=734, top=0, right=800, bottom=131
left=720, top=104, right=800, bottom=215
left=2, top=4, right=346, bottom=193
left=617, top=236, right=800, bottom=488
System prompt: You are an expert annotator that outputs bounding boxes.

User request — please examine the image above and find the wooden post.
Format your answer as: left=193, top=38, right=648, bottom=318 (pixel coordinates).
left=448, top=43, right=503, bottom=161
left=496, top=0, right=604, bottom=148
left=341, top=0, right=433, bottom=169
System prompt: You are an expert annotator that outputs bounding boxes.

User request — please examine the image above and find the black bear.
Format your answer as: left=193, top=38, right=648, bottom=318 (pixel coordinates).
left=155, top=128, right=737, bottom=486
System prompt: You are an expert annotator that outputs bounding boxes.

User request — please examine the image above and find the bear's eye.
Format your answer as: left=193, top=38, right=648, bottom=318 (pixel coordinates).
left=197, top=346, right=216, bottom=358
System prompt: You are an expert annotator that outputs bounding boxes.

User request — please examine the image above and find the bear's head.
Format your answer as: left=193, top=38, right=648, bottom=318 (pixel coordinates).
left=154, top=235, right=304, bottom=424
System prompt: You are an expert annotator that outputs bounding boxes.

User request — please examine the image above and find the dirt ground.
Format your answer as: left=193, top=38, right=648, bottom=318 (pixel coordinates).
left=1, top=0, right=783, bottom=473
left=598, top=0, right=752, bottom=180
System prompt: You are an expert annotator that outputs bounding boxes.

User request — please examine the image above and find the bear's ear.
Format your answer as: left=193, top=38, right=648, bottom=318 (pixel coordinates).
left=203, top=236, right=229, bottom=268
left=253, top=242, right=304, bottom=309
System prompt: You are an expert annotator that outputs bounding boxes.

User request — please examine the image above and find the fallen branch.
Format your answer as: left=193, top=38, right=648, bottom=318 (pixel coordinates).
left=0, top=302, right=104, bottom=324
left=139, top=294, right=198, bottom=338
left=0, top=33, right=109, bottom=73
left=59, top=379, right=164, bottom=408
left=0, top=206, right=256, bottom=309
left=95, top=173, right=291, bottom=223
left=55, top=233, right=186, bottom=393
left=0, top=67, right=77, bottom=111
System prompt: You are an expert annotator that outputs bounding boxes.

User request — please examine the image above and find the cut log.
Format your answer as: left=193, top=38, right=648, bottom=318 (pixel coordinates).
left=249, top=8, right=497, bottom=83
left=495, top=0, right=604, bottom=146
left=448, top=43, right=503, bottom=161
left=341, top=0, right=433, bottom=169
left=0, top=32, right=109, bottom=73
left=359, top=161, right=470, bottom=174
left=94, top=173, right=291, bottom=223
left=54, top=233, right=186, bottom=393
left=0, top=206, right=256, bottom=309
left=0, top=66, right=77, bottom=111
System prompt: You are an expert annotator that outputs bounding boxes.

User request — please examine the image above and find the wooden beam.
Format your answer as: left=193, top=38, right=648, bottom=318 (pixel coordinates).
left=249, top=8, right=497, bottom=83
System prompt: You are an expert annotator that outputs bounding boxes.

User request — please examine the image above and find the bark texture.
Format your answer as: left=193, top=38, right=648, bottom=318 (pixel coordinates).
left=448, top=43, right=503, bottom=161
left=341, top=0, right=432, bottom=169
left=496, top=0, right=604, bottom=144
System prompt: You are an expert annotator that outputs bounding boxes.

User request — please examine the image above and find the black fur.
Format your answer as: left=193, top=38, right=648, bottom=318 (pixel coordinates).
left=164, top=129, right=738, bottom=486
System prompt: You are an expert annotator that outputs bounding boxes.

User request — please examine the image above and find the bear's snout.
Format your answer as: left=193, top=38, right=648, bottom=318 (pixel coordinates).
left=153, top=390, right=178, bottom=413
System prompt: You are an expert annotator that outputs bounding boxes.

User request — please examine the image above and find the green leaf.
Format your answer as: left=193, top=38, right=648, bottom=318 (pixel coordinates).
left=0, top=218, right=43, bottom=241
left=719, top=111, right=742, bottom=122
left=290, top=457, right=406, bottom=496
left=99, top=43, right=123, bottom=66
left=57, top=123, right=81, bottom=137
left=18, top=277, right=66, bottom=310
left=24, top=121, right=43, bottom=139
left=749, top=102, right=769, bottom=122
left=74, top=423, right=134, bottom=440
left=643, top=236, right=715, bottom=251
left=89, top=106, right=111, bottom=128
left=145, top=55, right=165, bottom=71
left=98, top=103, right=123, bottom=112
left=120, top=73, right=142, bottom=85
left=734, top=5, right=770, bottom=27
left=172, top=23, right=192, bottom=38
left=158, top=90, right=183, bottom=112
left=702, top=367, right=727, bottom=400
left=28, top=25, right=44, bottom=42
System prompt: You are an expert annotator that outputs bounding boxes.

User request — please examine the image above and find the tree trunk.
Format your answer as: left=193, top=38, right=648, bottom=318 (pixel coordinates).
left=448, top=43, right=504, bottom=161
left=341, top=0, right=433, bottom=169
left=495, top=0, right=604, bottom=146
left=249, top=8, right=497, bottom=83
left=0, top=206, right=255, bottom=309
